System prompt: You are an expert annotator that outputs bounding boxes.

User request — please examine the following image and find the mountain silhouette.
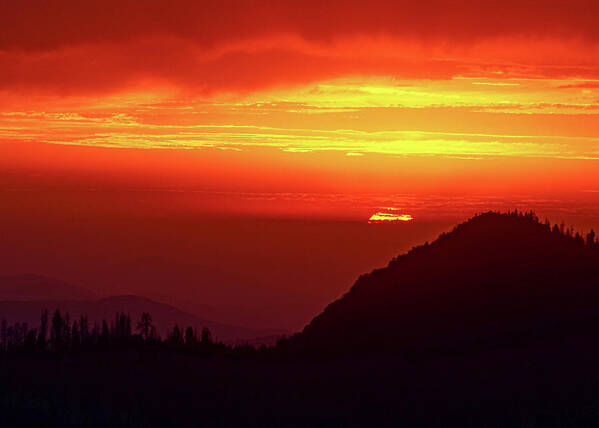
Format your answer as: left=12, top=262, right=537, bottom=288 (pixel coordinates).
left=292, top=211, right=599, bottom=353
left=0, top=274, right=98, bottom=301
left=0, top=294, right=281, bottom=344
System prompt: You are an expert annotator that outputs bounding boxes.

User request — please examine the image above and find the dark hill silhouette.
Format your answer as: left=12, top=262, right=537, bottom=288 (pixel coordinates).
left=291, top=211, right=599, bottom=353
left=0, top=274, right=98, bottom=301
left=0, top=295, right=281, bottom=344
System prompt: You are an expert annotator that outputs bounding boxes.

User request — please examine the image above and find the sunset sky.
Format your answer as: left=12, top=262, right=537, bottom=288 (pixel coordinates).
left=2, top=1, right=599, bottom=329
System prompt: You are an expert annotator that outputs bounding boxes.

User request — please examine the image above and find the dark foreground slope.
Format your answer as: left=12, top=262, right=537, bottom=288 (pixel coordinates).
left=4, top=338, right=599, bottom=428
left=293, top=211, right=599, bottom=354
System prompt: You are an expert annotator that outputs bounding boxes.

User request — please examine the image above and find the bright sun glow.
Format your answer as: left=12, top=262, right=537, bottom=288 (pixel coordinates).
left=368, top=212, right=414, bottom=223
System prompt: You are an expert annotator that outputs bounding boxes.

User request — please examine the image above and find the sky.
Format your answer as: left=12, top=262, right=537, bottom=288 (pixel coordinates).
left=2, top=1, right=599, bottom=330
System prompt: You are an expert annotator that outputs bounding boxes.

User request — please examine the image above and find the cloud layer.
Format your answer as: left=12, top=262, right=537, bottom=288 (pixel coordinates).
left=2, top=1, right=599, bottom=95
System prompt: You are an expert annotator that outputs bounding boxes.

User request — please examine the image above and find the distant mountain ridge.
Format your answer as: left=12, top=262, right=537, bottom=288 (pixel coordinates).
left=0, top=295, right=284, bottom=344
left=0, top=276, right=284, bottom=344
left=290, top=211, right=599, bottom=353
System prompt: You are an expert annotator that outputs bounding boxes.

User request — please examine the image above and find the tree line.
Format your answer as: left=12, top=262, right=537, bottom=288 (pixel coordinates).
left=0, top=310, right=265, bottom=356
left=503, top=210, right=598, bottom=247
left=435, top=210, right=597, bottom=250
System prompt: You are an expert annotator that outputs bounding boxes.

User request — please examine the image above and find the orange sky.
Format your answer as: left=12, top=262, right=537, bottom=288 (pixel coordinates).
left=2, top=2, right=599, bottom=213
left=2, top=1, right=599, bottom=221
left=2, top=1, right=599, bottom=328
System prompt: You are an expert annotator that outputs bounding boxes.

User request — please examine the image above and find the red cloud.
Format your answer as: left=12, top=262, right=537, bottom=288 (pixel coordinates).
left=3, top=1, right=599, bottom=51
left=1, top=1, right=599, bottom=96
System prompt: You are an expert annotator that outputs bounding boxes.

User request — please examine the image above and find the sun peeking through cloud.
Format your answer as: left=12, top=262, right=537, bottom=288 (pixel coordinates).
left=368, top=209, right=414, bottom=223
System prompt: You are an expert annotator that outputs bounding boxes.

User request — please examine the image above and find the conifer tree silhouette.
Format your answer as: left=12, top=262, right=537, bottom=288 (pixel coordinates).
left=137, top=312, right=154, bottom=341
